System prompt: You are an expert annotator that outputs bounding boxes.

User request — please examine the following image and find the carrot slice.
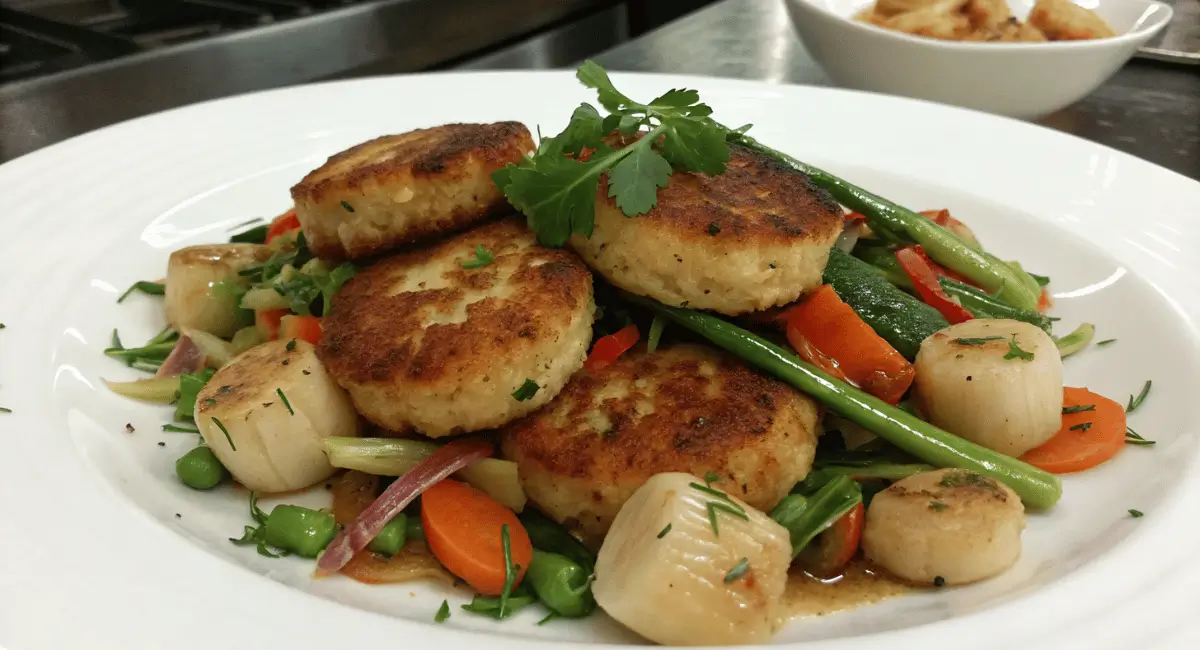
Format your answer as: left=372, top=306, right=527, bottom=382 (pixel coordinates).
left=585, top=324, right=640, bottom=370
left=1019, top=387, right=1126, bottom=474
left=785, top=285, right=915, bottom=405
left=421, top=479, right=533, bottom=596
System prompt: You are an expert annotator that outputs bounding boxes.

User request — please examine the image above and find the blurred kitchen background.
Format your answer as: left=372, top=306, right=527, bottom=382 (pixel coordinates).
left=0, top=0, right=724, bottom=162
left=1, top=0, right=1197, bottom=171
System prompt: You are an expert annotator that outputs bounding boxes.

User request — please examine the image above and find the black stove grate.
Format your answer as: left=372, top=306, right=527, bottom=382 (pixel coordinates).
left=0, top=0, right=370, bottom=84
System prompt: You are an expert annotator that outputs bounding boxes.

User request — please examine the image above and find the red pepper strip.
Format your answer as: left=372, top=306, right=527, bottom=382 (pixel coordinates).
left=1037, top=288, right=1052, bottom=313
left=585, top=324, right=640, bottom=371
left=895, top=246, right=974, bottom=324
left=265, top=209, right=300, bottom=244
left=844, top=211, right=867, bottom=224
left=279, top=315, right=322, bottom=346
left=314, top=438, right=493, bottom=576
left=796, top=502, right=864, bottom=577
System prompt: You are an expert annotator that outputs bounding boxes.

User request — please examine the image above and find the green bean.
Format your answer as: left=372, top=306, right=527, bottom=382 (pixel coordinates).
left=525, top=550, right=596, bottom=618
left=726, top=132, right=1039, bottom=311
left=625, top=295, right=1062, bottom=509
left=175, top=446, right=227, bottom=490
left=854, top=245, right=1053, bottom=332
left=368, top=514, right=407, bottom=557
left=519, top=509, right=596, bottom=572
left=263, top=505, right=339, bottom=558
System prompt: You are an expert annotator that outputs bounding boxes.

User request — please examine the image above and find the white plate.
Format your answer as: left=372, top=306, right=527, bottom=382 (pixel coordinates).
left=2, top=71, right=1200, bottom=650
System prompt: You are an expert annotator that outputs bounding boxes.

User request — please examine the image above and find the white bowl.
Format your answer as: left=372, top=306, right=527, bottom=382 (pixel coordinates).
left=784, top=0, right=1174, bottom=119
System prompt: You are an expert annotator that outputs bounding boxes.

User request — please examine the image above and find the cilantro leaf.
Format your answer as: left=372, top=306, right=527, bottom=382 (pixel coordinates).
left=501, top=154, right=601, bottom=247
left=461, top=245, right=494, bottom=269
left=658, top=116, right=729, bottom=175
left=576, top=60, right=634, bottom=111
left=553, top=103, right=605, bottom=158
left=648, top=88, right=700, bottom=110
left=608, top=145, right=671, bottom=215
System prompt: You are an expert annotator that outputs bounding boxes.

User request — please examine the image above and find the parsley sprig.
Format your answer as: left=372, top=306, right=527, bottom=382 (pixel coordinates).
left=493, top=61, right=732, bottom=247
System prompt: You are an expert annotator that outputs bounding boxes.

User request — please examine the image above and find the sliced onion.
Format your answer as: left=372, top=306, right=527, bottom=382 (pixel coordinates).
left=229, top=326, right=264, bottom=356
left=182, top=328, right=235, bottom=368
left=104, top=376, right=180, bottom=403
left=154, top=335, right=205, bottom=378
left=314, top=438, right=493, bottom=576
left=834, top=222, right=864, bottom=253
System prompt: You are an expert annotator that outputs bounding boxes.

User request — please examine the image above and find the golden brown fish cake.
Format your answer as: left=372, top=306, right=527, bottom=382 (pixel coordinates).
left=500, top=344, right=820, bottom=540
left=318, top=218, right=594, bottom=437
left=569, top=142, right=843, bottom=316
left=291, top=122, right=534, bottom=260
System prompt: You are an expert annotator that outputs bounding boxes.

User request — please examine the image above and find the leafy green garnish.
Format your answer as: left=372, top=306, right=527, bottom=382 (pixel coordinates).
left=769, top=475, right=861, bottom=558
left=340, top=200, right=355, bottom=213
left=1126, top=380, right=1151, bottom=413
left=0, top=407, right=11, bottom=413
left=1003, top=335, right=1034, bottom=361
left=703, top=471, right=720, bottom=486
left=211, top=417, right=236, bottom=451
left=512, top=379, right=540, bottom=402
left=117, top=281, right=165, bottom=303
left=229, top=492, right=287, bottom=558
left=1128, top=509, right=1144, bottom=518
left=493, top=61, right=731, bottom=247
left=276, top=387, right=294, bottom=415
left=461, top=245, right=495, bottom=269
left=435, top=600, right=451, bottom=623
left=656, top=523, right=672, bottom=539
left=723, top=558, right=750, bottom=583
left=175, top=369, right=215, bottom=421
left=1125, top=426, right=1155, bottom=446
left=953, top=336, right=1003, bottom=346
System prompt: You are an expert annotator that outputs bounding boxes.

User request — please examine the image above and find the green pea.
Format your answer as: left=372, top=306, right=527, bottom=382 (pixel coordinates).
left=405, top=516, right=425, bottom=541
left=263, top=505, right=338, bottom=558
left=175, top=445, right=227, bottom=490
left=525, top=550, right=595, bottom=618
left=368, top=513, right=407, bottom=556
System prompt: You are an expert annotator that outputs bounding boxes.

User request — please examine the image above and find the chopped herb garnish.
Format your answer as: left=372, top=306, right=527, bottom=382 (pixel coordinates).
left=157, top=442, right=165, bottom=447
left=110, top=328, right=123, bottom=349
left=707, top=222, right=721, bottom=236
left=211, top=417, right=236, bottom=451
left=340, top=200, right=355, bottom=212
left=647, top=314, right=666, bottom=353
left=276, top=387, right=294, bottom=415
left=1003, top=335, right=1034, bottom=361
left=0, top=407, right=11, bottom=414
left=1126, top=380, right=1152, bottom=413
left=434, top=600, right=451, bottom=623
left=689, top=482, right=739, bottom=506
left=1069, top=422, right=1093, bottom=433
left=929, top=500, right=948, bottom=511
left=125, top=423, right=135, bottom=433
left=537, top=612, right=560, bottom=626
left=229, top=223, right=269, bottom=244
left=492, top=61, right=730, bottom=247
left=1062, top=404, right=1096, bottom=414
left=286, top=338, right=297, bottom=352
left=498, top=524, right=518, bottom=619
left=953, top=336, right=1003, bottom=346
left=704, top=471, right=720, bottom=486
left=461, top=244, right=495, bottom=269
left=1097, top=339, right=1117, bottom=346
left=938, top=470, right=997, bottom=490
left=933, top=576, right=946, bottom=588
left=512, top=378, right=540, bottom=402
left=0, top=323, right=5, bottom=329
left=705, top=501, right=750, bottom=536
left=657, top=523, right=672, bottom=539
left=117, top=280, right=165, bottom=303
left=163, top=423, right=200, bottom=433
left=1125, top=427, right=1156, bottom=446
left=1128, top=509, right=1144, bottom=518
left=203, top=397, right=217, bottom=406
left=723, top=558, right=750, bottom=583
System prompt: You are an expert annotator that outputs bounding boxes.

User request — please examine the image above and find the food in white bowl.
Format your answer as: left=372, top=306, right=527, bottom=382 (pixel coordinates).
left=785, top=0, right=1173, bottom=118
left=91, top=61, right=1163, bottom=646
left=856, top=0, right=1116, bottom=42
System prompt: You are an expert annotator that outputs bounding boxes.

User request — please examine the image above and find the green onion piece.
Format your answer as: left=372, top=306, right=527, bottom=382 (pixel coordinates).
left=723, top=558, right=750, bottom=583
left=656, top=523, right=672, bottom=539
left=647, top=315, right=666, bottom=353
left=1055, top=323, right=1095, bottom=358
left=512, top=379, right=540, bottom=402
left=276, top=387, right=294, bottom=415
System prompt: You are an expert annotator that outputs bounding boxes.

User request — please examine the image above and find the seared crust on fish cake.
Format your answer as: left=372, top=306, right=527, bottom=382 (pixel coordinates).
left=569, top=142, right=843, bottom=316
left=318, top=218, right=594, bottom=437
left=501, top=344, right=820, bottom=540
left=291, top=122, right=534, bottom=260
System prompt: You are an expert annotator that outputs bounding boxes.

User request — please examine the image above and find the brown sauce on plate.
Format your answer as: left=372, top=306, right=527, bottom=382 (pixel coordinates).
left=783, top=558, right=911, bottom=618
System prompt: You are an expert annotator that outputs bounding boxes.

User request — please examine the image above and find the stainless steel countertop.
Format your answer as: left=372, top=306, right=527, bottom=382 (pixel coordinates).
left=592, top=0, right=1200, bottom=180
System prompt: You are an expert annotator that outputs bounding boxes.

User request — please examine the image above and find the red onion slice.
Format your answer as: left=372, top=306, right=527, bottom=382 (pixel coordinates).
left=155, top=335, right=205, bottom=377
left=314, top=438, right=493, bottom=576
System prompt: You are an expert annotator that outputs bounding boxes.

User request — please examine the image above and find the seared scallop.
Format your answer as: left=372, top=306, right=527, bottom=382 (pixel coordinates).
left=501, top=344, right=820, bottom=541
left=165, top=244, right=267, bottom=337
left=862, top=468, right=1025, bottom=585
left=318, top=218, right=594, bottom=437
left=569, top=142, right=843, bottom=316
left=291, top=122, right=534, bottom=260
